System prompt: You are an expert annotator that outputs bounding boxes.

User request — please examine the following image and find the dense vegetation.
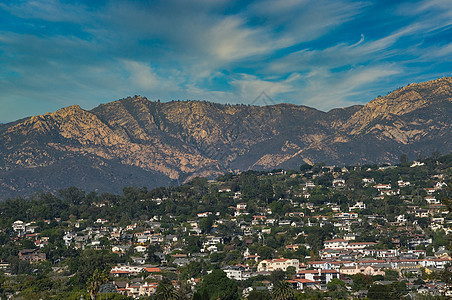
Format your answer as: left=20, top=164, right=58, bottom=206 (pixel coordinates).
left=0, top=153, right=451, bottom=299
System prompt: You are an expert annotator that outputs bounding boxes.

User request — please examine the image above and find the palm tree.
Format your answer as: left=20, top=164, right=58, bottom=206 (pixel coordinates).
left=87, top=269, right=109, bottom=300
left=155, top=282, right=180, bottom=300
left=271, top=281, right=295, bottom=300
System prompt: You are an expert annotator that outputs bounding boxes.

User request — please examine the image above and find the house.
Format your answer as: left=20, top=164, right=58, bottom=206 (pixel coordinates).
left=204, top=236, right=223, bottom=246
left=223, top=265, right=246, bottom=280
left=110, top=265, right=144, bottom=277
left=18, top=249, right=46, bottom=262
left=425, top=197, right=440, bottom=204
left=344, top=233, right=356, bottom=241
left=398, top=180, right=411, bottom=187
left=12, top=220, right=26, bottom=232
left=349, top=202, right=366, bottom=210
left=296, top=269, right=340, bottom=285
left=375, top=184, right=391, bottom=190
left=252, top=215, right=266, bottom=224
left=278, top=220, right=291, bottom=226
left=197, top=212, right=211, bottom=218
left=332, top=179, right=345, bottom=188
left=139, top=282, right=158, bottom=297
left=305, top=181, right=315, bottom=188
left=347, top=242, right=376, bottom=250
left=135, top=245, right=147, bottom=253
left=257, top=258, right=300, bottom=272
left=340, top=265, right=385, bottom=276
left=63, top=232, right=75, bottom=246
left=112, top=245, right=130, bottom=254
left=130, top=256, right=145, bottom=265
left=143, top=267, right=162, bottom=273
left=334, top=212, right=358, bottom=219
left=287, top=278, right=318, bottom=290
left=324, top=239, right=349, bottom=249
left=407, top=237, right=432, bottom=249
left=237, top=203, right=247, bottom=210
left=362, top=178, right=375, bottom=185
left=410, top=161, right=425, bottom=167
left=396, top=215, right=407, bottom=223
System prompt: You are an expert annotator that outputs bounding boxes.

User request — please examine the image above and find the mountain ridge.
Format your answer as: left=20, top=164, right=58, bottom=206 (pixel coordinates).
left=0, top=77, right=451, bottom=198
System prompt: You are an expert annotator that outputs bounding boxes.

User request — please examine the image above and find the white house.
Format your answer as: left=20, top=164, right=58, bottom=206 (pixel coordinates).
left=410, top=161, right=425, bottom=167
left=297, top=269, right=340, bottom=285
left=425, top=197, right=440, bottom=204
left=223, top=265, right=246, bottom=280
left=349, top=202, right=366, bottom=210
left=134, top=245, right=147, bottom=253
left=12, top=220, right=26, bottom=232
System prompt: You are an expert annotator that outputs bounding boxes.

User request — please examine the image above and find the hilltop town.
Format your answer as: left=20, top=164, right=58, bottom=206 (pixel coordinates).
left=1, top=154, right=451, bottom=299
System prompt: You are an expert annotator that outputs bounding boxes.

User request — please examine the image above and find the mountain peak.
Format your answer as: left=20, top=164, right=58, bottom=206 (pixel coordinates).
left=0, top=77, right=451, bottom=198
left=343, top=77, right=452, bottom=134
left=53, top=105, right=84, bottom=117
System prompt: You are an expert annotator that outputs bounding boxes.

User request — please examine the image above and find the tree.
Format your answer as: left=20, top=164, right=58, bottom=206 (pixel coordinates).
left=87, top=269, right=109, bottom=300
left=327, top=278, right=347, bottom=299
left=285, top=266, right=296, bottom=279
left=196, top=269, right=239, bottom=300
left=247, top=289, right=271, bottom=300
left=300, top=164, right=312, bottom=172
left=199, top=216, right=214, bottom=234
left=367, top=282, right=406, bottom=300
left=155, top=281, right=179, bottom=300
left=271, top=281, right=294, bottom=300
left=352, top=273, right=372, bottom=291
left=147, top=244, right=162, bottom=264
left=270, top=270, right=286, bottom=285
left=384, top=269, right=399, bottom=281
left=367, top=284, right=388, bottom=300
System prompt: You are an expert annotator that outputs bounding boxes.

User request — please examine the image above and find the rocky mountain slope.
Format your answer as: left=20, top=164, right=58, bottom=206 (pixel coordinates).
left=1, top=77, right=451, bottom=198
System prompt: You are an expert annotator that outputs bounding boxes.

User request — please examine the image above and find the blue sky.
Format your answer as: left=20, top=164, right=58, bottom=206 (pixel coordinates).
left=0, top=0, right=451, bottom=122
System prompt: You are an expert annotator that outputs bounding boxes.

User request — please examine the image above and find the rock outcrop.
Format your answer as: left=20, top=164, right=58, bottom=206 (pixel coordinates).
left=0, top=77, right=451, bottom=198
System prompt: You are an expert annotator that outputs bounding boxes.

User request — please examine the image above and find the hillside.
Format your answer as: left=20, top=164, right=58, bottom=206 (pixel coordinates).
left=0, top=77, right=451, bottom=198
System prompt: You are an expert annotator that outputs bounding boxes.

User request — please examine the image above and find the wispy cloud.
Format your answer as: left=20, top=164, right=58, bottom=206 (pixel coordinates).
left=0, top=0, right=451, bottom=121
left=0, top=0, right=90, bottom=23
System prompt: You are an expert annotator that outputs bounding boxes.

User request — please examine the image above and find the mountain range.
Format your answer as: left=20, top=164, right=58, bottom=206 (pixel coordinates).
left=1, top=77, right=451, bottom=198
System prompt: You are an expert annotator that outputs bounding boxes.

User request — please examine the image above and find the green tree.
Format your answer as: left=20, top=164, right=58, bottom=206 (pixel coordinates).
left=199, top=216, right=214, bottom=234
left=270, top=270, right=286, bottom=285
left=367, top=284, right=388, bottom=300
left=285, top=266, right=296, bottom=279
left=271, top=281, right=294, bottom=300
left=196, top=269, right=239, bottom=300
left=384, top=269, right=399, bottom=281
left=247, top=289, right=271, bottom=300
left=351, top=273, right=373, bottom=291
left=155, top=281, right=179, bottom=300
left=367, top=282, right=406, bottom=300
left=299, top=164, right=312, bottom=172
left=87, top=269, right=109, bottom=300
left=327, top=278, right=347, bottom=299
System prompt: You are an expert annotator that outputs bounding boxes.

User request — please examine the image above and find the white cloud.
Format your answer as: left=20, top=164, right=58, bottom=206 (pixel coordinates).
left=207, top=16, right=274, bottom=61
left=0, top=0, right=451, bottom=122
left=248, top=0, right=367, bottom=43
left=295, top=65, right=401, bottom=110
left=121, top=60, right=163, bottom=90
left=0, top=0, right=90, bottom=23
left=230, top=74, right=295, bottom=103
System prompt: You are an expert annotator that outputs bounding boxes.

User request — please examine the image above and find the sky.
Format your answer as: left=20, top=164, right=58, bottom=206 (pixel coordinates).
left=0, top=0, right=451, bottom=122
